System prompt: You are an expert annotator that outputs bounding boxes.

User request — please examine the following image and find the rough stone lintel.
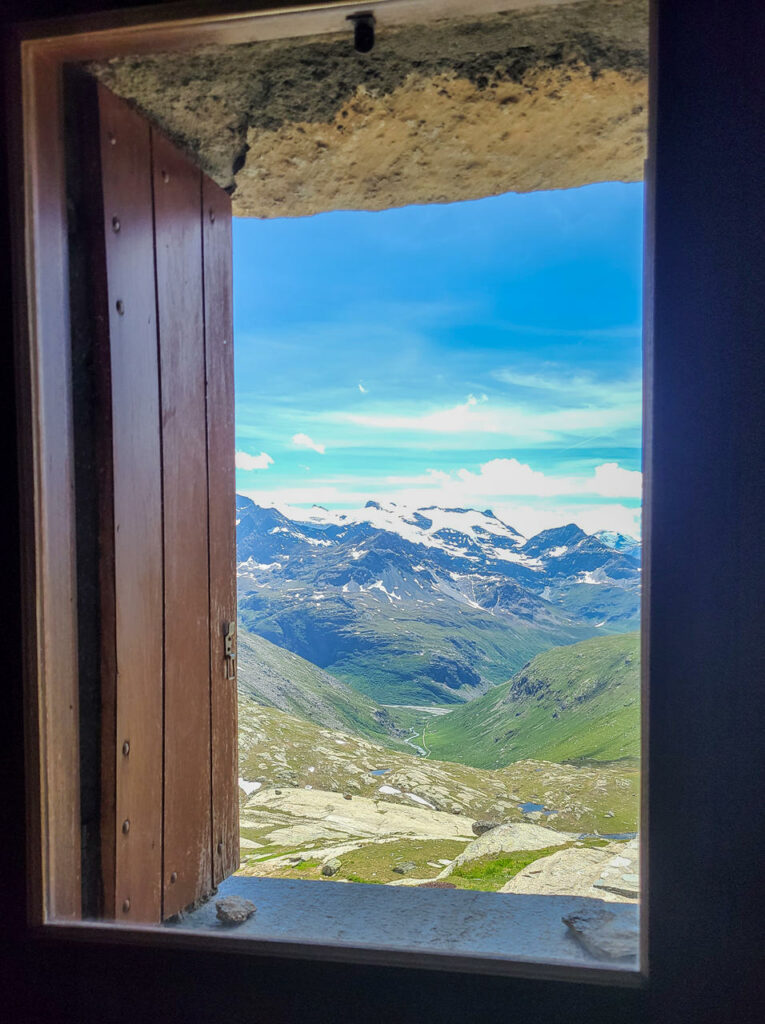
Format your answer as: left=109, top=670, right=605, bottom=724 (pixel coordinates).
left=87, top=0, right=647, bottom=218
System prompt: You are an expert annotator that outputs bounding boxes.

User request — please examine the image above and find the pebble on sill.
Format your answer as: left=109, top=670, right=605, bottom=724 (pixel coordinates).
left=216, top=895, right=257, bottom=925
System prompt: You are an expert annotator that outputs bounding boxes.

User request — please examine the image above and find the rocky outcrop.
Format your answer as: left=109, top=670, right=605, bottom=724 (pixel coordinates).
left=437, top=821, right=576, bottom=878
left=87, top=0, right=647, bottom=218
left=500, top=839, right=639, bottom=902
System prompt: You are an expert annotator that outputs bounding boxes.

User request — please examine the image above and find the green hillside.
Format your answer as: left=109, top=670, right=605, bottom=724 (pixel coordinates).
left=424, top=633, right=640, bottom=769
left=240, top=588, right=597, bottom=706
left=237, top=697, right=640, bottom=840
left=237, top=628, right=416, bottom=750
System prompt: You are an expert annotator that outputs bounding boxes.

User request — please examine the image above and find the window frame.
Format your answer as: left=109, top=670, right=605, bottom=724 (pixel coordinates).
left=10, top=0, right=651, bottom=986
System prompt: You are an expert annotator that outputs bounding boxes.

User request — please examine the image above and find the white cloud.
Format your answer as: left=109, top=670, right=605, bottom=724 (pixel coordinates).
left=292, top=433, right=326, bottom=455
left=589, top=462, right=643, bottom=498
left=331, top=392, right=640, bottom=444
left=242, top=457, right=642, bottom=539
left=493, top=367, right=640, bottom=403
left=453, top=458, right=642, bottom=499
left=492, top=502, right=641, bottom=539
left=235, top=450, right=273, bottom=471
left=358, top=383, right=368, bottom=394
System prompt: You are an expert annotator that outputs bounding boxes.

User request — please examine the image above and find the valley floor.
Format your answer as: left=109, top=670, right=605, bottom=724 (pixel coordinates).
left=237, top=700, right=640, bottom=902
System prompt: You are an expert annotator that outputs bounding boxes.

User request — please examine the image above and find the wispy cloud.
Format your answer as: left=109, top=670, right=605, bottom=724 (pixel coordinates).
left=292, top=433, right=326, bottom=455
left=235, top=450, right=273, bottom=471
left=329, top=392, right=640, bottom=445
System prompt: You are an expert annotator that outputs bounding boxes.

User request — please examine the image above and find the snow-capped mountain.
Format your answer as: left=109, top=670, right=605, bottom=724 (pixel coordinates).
left=595, top=530, right=642, bottom=558
left=236, top=497, right=641, bottom=706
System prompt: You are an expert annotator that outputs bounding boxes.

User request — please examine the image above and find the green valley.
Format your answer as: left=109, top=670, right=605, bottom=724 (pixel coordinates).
left=424, top=632, right=640, bottom=769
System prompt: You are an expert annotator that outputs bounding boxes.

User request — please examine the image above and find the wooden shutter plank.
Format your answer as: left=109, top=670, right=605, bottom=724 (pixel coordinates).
left=97, top=85, right=165, bottom=923
left=202, top=177, right=239, bottom=886
left=152, top=130, right=213, bottom=918
left=24, top=53, right=82, bottom=923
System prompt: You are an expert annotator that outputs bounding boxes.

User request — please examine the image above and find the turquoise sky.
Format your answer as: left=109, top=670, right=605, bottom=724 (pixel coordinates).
left=233, top=182, right=644, bottom=538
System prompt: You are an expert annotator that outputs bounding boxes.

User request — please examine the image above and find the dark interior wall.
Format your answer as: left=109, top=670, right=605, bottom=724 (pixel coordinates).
left=1, top=2, right=763, bottom=1022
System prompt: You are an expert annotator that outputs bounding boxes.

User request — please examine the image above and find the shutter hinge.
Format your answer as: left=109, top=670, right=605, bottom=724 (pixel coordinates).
left=223, top=622, right=236, bottom=680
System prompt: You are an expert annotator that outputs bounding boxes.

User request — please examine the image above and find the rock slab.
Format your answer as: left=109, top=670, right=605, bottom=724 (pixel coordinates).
left=562, top=905, right=639, bottom=961
left=88, top=0, right=647, bottom=218
left=501, top=840, right=639, bottom=903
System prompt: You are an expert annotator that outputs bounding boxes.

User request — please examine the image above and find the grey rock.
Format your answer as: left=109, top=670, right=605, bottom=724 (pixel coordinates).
left=215, top=895, right=256, bottom=925
left=439, top=822, right=576, bottom=879
left=392, top=861, right=417, bottom=875
left=592, top=848, right=640, bottom=898
left=593, top=873, right=640, bottom=899
left=562, top=905, right=639, bottom=961
left=472, top=820, right=501, bottom=836
left=321, top=858, right=341, bottom=877
left=343, top=793, right=353, bottom=801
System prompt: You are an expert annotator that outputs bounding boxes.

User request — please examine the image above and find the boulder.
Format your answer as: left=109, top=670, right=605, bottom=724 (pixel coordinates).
left=438, top=822, right=576, bottom=878
left=321, top=858, right=341, bottom=877
left=472, top=820, right=501, bottom=837
left=392, top=861, right=417, bottom=875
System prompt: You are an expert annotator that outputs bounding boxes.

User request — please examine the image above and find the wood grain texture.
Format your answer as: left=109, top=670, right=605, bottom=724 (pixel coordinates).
left=19, top=51, right=81, bottom=923
left=202, top=175, right=239, bottom=886
left=96, top=84, right=165, bottom=924
left=153, top=129, right=213, bottom=918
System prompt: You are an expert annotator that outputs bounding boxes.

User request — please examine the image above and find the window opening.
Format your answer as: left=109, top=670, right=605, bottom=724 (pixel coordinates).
left=54, top=0, right=647, bottom=975
left=228, top=183, right=642, bottom=964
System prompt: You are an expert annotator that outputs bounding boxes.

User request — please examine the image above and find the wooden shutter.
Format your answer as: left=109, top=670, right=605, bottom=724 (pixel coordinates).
left=68, top=78, right=238, bottom=923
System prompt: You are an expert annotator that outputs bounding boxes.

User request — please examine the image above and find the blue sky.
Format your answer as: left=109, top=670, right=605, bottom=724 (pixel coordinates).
left=233, top=182, right=644, bottom=538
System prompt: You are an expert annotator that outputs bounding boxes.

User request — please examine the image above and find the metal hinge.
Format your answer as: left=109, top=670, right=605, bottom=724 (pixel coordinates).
left=223, top=622, right=236, bottom=680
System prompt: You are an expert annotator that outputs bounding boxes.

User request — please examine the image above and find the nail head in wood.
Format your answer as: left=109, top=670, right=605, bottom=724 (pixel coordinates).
left=122, top=819, right=130, bottom=834
left=161, top=169, right=170, bottom=183
left=112, top=216, right=121, bottom=233
left=122, top=899, right=130, bottom=913
left=108, top=132, right=116, bottom=146
left=209, top=208, right=215, bottom=223
left=122, top=740, right=130, bottom=756
left=116, top=299, right=125, bottom=316
left=170, top=871, right=178, bottom=884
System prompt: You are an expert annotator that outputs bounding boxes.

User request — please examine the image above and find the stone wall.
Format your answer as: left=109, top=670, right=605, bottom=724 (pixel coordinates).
left=88, top=0, right=647, bottom=217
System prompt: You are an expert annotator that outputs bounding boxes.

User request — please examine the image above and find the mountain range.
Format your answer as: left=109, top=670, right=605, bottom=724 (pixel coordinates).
left=236, top=496, right=640, bottom=705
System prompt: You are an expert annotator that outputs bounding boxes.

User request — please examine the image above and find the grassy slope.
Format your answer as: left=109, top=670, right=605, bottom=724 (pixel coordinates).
left=425, top=632, right=640, bottom=769
left=238, top=629, right=412, bottom=748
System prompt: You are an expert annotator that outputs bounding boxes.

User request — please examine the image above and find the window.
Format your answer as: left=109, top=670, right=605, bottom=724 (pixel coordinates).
left=17, top=0, right=649, bottom=974
left=13, top=2, right=765, bottom=1015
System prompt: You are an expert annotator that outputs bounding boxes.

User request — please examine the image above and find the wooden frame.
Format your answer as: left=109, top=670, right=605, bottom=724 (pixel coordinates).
left=9, top=0, right=649, bottom=980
